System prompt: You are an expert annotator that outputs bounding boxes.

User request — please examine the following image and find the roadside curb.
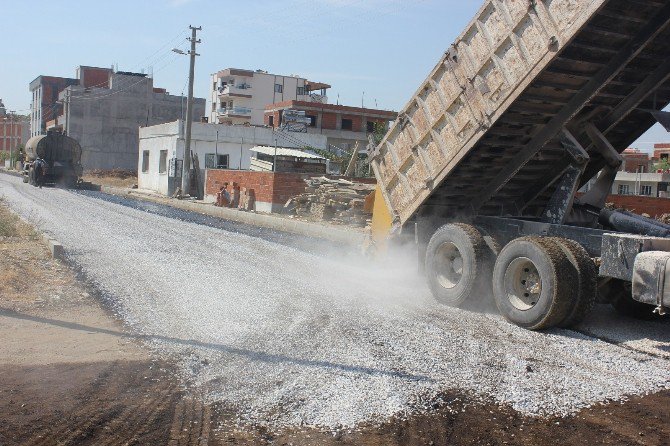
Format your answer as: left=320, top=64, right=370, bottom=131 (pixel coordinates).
left=1, top=169, right=66, bottom=259
left=0, top=168, right=23, bottom=179
left=99, top=186, right=368, bottom=246
left=42, top=234, right=65, bottom=260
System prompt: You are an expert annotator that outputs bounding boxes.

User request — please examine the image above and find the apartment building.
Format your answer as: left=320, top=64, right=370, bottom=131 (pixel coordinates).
left=209, top=68, right=330, bottom=126
left=29, top=75, right=79, bottom=137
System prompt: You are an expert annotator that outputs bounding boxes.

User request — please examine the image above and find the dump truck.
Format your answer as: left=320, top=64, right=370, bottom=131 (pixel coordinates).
left=22, top=130, right=83, bottom=188
left=370, top=0, right=670, bottom=329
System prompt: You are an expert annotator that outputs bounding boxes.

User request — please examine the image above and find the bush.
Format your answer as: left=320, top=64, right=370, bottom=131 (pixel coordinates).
left=0, top=203, right=18, bottom=237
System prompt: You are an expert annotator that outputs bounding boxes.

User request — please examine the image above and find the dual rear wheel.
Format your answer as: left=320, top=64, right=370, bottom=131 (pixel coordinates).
left=425, top=224, right=597, bottom=330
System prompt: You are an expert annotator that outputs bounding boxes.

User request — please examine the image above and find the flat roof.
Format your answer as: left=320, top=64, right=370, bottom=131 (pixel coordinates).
left=29, top=75, right=78, bottom=91
left=265, top=100, right=397, bottom=116
left=251, top=145, right=325, bottom=160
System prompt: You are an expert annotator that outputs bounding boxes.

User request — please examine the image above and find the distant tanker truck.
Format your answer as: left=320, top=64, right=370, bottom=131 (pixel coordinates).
left=22, top=130, right=83, bottom=188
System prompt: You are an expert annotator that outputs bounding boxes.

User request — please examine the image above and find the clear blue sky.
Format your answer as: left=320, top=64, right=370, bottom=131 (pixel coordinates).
left=1, top=0, right=667, bottom=151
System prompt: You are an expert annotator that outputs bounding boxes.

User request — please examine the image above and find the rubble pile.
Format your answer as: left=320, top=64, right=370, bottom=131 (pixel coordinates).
left=285, top=177, right=375, bottom=226
left=658, top=213, right=670, bottom=225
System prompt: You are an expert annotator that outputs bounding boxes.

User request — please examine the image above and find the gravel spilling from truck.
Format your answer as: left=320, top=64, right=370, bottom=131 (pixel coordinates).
left=1, top=175, right=668, bottom=430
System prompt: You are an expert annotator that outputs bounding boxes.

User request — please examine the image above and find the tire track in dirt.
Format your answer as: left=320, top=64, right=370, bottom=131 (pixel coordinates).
left=95, top=384, right=176, bottom=446
left=168, top=392, right=211, bottom=446
left=26, top=363, right=121, bottom=446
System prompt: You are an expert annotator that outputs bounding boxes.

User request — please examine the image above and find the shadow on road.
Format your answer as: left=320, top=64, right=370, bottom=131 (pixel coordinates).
left=0, top=307, right=434, bottom=384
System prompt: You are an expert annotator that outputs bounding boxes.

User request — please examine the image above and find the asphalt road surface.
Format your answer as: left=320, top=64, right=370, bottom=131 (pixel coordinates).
left=1, top=173, right=668, bottom=431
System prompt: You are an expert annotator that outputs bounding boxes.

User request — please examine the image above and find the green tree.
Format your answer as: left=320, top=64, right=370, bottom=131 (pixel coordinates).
left=372, top=121, right=389, bottom=146
left=654, top=159, right=670, bottom=171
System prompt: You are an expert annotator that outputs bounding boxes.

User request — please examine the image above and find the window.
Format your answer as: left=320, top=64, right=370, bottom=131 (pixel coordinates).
left=159, top=150, right=167, bottom=174
left=274, top=84, right=283, bottom=93
left=205, top=153, right=229, bottom=169
left=618, top=184, right=630, bottom=195
left=306, top=115, right=317, bottom=127
left=640, top=185, right=652, bottom=196
left=367, top=121, right=376, bottom=133
left=341, top=118, right=353, bottom=130
left=297, top=86, right=305, bottom=96
left=268, top=115, right=274, bottom=127
left=142, top=150, right=150, bottom=173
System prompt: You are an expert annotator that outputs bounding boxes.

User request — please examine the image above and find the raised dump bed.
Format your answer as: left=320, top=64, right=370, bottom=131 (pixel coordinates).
left=371, top=0, right=670, bottom=225
left=370, top=0, right=670, bottom=330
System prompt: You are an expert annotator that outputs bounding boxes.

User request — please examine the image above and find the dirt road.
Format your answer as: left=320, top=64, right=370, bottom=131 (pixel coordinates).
left=1, top=173, right=669, bottom=445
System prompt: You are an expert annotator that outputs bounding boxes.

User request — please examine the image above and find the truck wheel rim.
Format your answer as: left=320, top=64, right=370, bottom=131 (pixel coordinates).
left=504, top=257, right=541, bottom=311
left=435, top=242, right=463, bottom=289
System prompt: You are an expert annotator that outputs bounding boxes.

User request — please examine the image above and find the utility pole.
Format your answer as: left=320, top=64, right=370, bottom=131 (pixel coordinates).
left=65, top=90, right=70, bottom=136
left=180, top=25, right=202, bottom=197
left=8, top=112, right=14, bottom=170
left=273, top=138, right=278, bottom=172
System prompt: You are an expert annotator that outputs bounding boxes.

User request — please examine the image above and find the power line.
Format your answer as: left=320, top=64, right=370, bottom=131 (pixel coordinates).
left=27, top=29, right=192, bottom=130
left=30, top=51, right=184, bottom=132
left=64, top=53, right=182, bottom=102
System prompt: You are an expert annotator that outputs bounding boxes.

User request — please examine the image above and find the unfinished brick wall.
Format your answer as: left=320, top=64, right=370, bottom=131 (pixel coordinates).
left=341, top=115, right=362, bottom=132
left=205, top=170, right=311, bottom=212
left=205, top=170, right=377, bottom=213
left=321, top=113, right=337, bottom=130
left=604, top=194, right=670, bottom=217
left=80, top=67, right=110, bottom=89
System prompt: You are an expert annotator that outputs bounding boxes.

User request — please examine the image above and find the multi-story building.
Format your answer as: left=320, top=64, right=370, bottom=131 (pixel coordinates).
left=653, top=143, right=670, bottom=161
left=620, top=148, right=652, bottom=173
left=54, top=68, right=206, bottom=170
left=29, top=75, right=79, bottom=137
left=264, top=100, right=397, bottom=152
left=209, top=68, right=330, bottom=126
left=0, top=100, right=30, bottom=158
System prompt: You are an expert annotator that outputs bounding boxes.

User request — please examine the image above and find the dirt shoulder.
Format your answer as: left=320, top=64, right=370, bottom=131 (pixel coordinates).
left=82, top=169, right=137, bottom=189
left=0, top=202, right=184, bottom=445
left=0, top=200, right=669, bottom=445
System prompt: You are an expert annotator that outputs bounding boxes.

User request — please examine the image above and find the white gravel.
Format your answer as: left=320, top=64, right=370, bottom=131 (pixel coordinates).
left=2, top=174, right=669, bottom=430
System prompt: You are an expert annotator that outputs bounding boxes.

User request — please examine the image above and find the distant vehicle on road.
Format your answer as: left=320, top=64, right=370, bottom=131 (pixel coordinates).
left=22, top=130, right=83, bottom=188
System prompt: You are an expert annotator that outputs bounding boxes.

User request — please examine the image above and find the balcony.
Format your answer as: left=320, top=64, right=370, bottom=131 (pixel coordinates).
left=218, top=84, right=252, bottom=96
left=218, top=107, right=252, bottom=117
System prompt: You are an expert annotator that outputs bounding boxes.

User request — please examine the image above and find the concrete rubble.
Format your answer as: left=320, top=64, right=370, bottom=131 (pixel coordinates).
left=285, top=176, right=376, bottom=227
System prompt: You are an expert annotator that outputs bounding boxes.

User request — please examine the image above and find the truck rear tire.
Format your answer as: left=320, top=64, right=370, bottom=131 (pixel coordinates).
left=552, top=238, right=597, bottom=328
left=492, top=237, right=577, bottom=330
left=425, top=223, right=493, bottom=308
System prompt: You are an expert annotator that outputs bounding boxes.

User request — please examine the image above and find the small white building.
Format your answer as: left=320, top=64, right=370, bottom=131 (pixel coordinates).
left=611, top=171, right=670, bottom=197
left=138, top=120, right=328, bottom=196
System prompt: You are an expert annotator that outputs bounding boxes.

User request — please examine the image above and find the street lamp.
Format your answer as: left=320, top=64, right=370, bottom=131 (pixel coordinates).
left=171, top=48, right=186, bottom=55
